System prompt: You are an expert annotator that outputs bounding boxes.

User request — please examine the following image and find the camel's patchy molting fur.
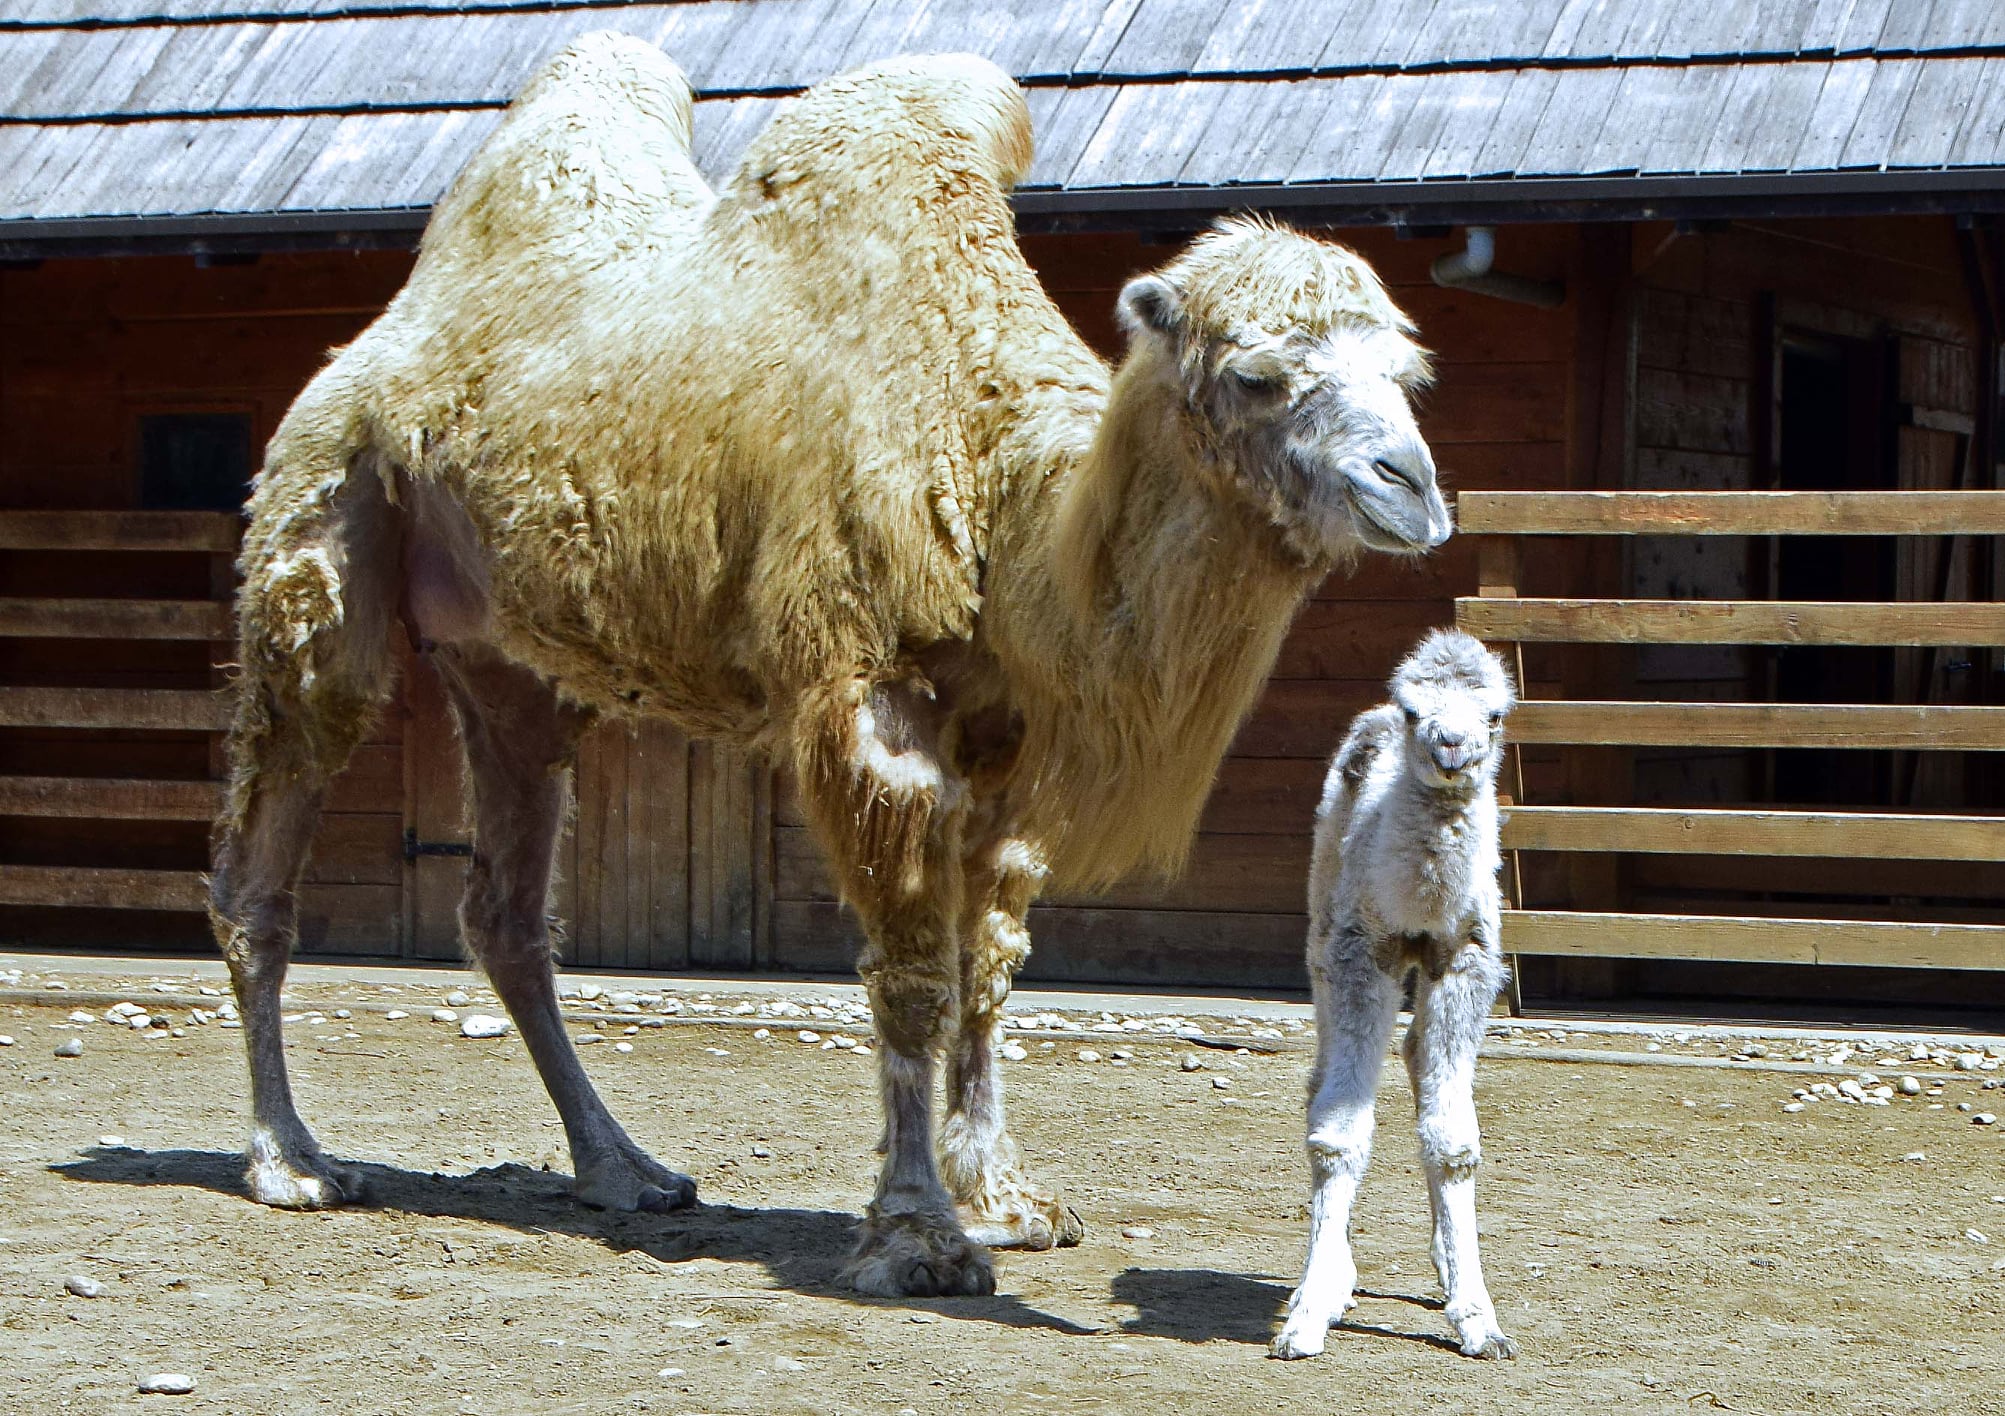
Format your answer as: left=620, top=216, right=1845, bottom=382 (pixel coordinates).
left=1273, top=630, right=1518, bottom=1360
left=210, top=33, right=1450, bottom=1298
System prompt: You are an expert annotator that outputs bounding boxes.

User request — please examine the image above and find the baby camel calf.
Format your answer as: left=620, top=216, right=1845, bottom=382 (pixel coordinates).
left=1272, top=629, right=1518, bottom=1361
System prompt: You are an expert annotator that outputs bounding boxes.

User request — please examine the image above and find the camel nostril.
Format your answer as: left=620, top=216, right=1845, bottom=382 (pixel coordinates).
left=1373, top=458, right=1420, bottom=492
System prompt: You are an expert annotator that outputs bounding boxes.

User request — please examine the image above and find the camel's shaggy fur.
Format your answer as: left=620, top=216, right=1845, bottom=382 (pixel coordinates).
left=1272, top=629, right=1518, bottom=1360
left=209, top=33, right=1450, bottom=1297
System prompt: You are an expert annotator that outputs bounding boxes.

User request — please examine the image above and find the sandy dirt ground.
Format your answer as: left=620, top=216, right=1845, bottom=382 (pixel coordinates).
left=2, top=967, right=2001, bottom=1416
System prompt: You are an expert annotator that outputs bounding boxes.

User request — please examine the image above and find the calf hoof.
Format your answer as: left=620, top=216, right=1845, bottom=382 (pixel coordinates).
left=245, top=1130, right=366, bottom=1210
left=844, top=1208, right=995, bottom=1297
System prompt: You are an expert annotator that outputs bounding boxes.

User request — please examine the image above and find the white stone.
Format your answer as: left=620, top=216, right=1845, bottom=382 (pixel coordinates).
left=64, top=1275, right=102, bottom=1298
left=1075, top=1048, right=1102, bottom=1063
left=54, top=1037, right=82, bottom=1058
left=459, top=1014, right=510, bottom=1039
left=137, top=1374, right=195, bottom=1395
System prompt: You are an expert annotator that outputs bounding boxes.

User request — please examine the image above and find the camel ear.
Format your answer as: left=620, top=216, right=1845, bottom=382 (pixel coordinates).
left=1116, top=274, right=1181, bottom=342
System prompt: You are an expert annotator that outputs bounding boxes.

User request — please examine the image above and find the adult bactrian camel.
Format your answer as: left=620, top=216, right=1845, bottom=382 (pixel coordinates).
left=210, top=33, right=1450, bottom=1298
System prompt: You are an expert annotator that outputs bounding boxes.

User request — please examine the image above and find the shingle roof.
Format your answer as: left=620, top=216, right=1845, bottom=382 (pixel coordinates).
left=7, top=0, right=2005, bottom=245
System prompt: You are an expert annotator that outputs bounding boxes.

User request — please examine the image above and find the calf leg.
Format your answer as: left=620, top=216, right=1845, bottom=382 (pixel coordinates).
left=1406, top=924, right=1515, bottom=1359
left=1272, top=923, right=1400, bottom=1359
left=940, top=837, right=1082, bottom=1251
left=435, top=645, right=695, bottom=1213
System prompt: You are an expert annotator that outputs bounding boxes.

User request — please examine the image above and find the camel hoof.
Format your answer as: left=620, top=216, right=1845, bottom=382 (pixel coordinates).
left=845, top=1209, right=995, bottom=1298
left=1463, top=1331, right=1518, bottom=1361
left=245, top=1131, right=365, bottom=1210
left=575, top=1147, right=698, bottom=1213
left=954, top=1171, right=1085, bottom=1251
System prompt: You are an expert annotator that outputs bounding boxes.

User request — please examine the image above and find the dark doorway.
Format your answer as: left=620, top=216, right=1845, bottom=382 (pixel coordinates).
left=1769, top=331, right=1893, bottom=807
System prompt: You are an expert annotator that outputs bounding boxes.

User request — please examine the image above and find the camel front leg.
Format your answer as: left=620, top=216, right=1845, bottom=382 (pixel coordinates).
left=1272, top=922, right=1400, bottom=1359
left=801, top=680, right=992, bottom=1297
left=1406, top=919, right=1516, bottom=1360
left=940, top=837, right=1083, bottom=1251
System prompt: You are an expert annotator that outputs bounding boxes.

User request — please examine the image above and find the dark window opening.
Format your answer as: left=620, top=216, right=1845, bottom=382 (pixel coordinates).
left=138, top=412, right=253, bottom=511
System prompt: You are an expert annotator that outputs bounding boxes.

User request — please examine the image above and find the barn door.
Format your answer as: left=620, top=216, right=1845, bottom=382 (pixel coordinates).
left=402, top=650, right=771, bottom=969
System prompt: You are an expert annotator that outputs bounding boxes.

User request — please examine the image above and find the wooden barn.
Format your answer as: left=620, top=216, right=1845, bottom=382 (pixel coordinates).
left=3, top=1, right=2003, bottom=1021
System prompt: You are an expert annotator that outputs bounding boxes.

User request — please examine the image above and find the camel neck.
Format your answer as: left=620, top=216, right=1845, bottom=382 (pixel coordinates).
left=995, top=355, right=1323, bottom=888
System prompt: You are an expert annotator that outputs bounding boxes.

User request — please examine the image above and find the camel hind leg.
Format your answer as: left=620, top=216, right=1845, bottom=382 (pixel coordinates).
left=431, top=643, right=696, bottom=1213
left=210, top=450, right=401, bottom=1208
left=940, top=835, right=1083, bottom=1251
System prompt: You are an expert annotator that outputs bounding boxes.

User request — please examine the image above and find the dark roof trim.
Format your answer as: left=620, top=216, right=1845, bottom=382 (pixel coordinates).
left=8, top=170, right=2005, bottom=258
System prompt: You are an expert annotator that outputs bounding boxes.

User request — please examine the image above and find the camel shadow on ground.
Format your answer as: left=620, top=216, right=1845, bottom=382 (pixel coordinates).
left=54, top=1146, right=1096, bottom=1336
left=1111, top=1268, right=1462, bottom=1353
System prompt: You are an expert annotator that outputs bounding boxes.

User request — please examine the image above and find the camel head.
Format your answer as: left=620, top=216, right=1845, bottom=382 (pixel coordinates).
left=1115, top=217, right=1451, bottom=560
left=1390, top=629, right=1515, bottom=793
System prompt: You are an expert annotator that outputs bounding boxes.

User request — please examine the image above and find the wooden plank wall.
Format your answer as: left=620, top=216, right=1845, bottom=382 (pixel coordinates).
left=0, top=251, right=415, bottom=954
left=767, top=227, right=1578, bottom=988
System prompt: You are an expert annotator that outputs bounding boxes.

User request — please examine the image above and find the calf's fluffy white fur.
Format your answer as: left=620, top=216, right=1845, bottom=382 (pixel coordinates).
left=1273, top=629, right=1519, bottom=1361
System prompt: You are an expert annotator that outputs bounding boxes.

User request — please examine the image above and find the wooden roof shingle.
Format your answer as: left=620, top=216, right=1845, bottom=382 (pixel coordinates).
left=5, top=0, right=2005, bottom=240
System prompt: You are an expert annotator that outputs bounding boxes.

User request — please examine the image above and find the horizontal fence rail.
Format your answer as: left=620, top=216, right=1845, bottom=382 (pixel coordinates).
left=0, top=509, right=240, bottom=552
left=1458, top=489, right=2005, bottom=536
left=1509, top=701, right=2005, bottom=750
left=1459, top=597, right=2005, bottom=645
left=1501, top=805, right=2005, bottom=860
left=1502, top=911, right=2005, bottom=971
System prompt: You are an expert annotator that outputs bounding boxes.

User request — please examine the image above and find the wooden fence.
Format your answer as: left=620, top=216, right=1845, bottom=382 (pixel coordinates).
left=1460, top=490, right=2005, bottom=973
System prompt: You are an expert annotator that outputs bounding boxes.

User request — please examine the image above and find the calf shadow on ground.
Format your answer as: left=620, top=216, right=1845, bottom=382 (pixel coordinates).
left=1111, top=1268, right=1462, bottom=1353
left=54, top=1146, right=1095, bottom=1336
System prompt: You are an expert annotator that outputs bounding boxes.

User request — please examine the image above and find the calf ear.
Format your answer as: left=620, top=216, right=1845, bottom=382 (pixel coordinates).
left=1116, top=274, right=1181, bottom=341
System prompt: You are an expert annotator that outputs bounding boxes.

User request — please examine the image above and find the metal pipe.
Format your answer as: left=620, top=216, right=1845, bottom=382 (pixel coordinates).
left=1430, top=225, right=1566, bottom=308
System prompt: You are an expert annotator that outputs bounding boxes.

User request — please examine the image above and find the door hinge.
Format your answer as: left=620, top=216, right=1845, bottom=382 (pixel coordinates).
left=404, top=828, right=473, bottom=863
